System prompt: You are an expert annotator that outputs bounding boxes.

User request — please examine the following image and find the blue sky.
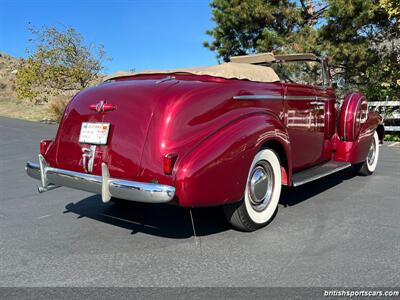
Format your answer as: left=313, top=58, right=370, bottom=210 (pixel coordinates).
left=0, top=0, right=217, bottom=73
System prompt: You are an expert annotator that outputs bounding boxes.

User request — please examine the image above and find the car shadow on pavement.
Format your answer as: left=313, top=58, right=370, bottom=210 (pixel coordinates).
left=279, top=168, right=356, bottom=207
left=64, top=196, right=229, bottom=239
left=63, top=168, right=356, bottom=238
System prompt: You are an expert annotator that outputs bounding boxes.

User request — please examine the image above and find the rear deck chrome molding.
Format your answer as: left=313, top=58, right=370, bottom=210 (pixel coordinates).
left=25, top=155, right=175, bottom=204
left=156, top=76, right=176, bottom=84
left=292, top=161, right=351, bottom=187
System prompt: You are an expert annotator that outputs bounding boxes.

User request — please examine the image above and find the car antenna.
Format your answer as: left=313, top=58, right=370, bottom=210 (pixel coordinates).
left=189, top=208, right=202, bottom=256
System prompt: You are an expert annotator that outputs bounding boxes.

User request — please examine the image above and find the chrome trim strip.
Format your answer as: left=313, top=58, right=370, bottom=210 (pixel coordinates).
left=326, top=97, right=330, bottom=135
left=156, top=76, right=176, bottom=84
left=286, top=96, right=315, bottom=101
left=234, top=95, right=283, bottom=100
left=352, top=96, right=365, bottom=140
left=25, top=157, right=175, bottom=204
left=292, top=163, right=351, bottom=187
left=286, top=96, right=329, bottom=101
left=234, top=95, right=330, bottom=101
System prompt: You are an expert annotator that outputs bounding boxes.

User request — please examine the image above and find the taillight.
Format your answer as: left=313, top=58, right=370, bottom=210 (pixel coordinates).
left=40, top=139, right=53, bottom=156
left=163, top=153, right=178, bottom=175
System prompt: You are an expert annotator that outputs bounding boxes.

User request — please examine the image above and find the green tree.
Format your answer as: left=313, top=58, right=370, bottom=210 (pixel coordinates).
left=205, top=0, right=398, bottom=100
left=16, top=25, right=109, bottom=103
left=369, top=0, right=400, bottom=99
left=379, top=0, right=400, bottom=19
left=319, top=0, right=393, bottom=95
left=204, top=0, right=328, bottom=61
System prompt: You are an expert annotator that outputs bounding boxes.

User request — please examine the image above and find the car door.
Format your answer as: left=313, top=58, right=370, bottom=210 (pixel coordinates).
left=280, top=59, right=327, bottom=171
left=284, top=83, right=321, bottom=172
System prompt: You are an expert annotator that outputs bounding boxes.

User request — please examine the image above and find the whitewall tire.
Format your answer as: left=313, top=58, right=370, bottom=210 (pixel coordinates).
left=353, top=131, right=380, bottom=176
left=223, top=149, right=282, bottom=231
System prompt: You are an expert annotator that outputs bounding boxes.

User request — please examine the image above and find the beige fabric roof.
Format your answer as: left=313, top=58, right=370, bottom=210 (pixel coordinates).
left=274, top=53, right=318, bottom=61
left=230, top=53, right=275, bottom=64
left=104, top=62, right=280, bottom=83
left=230, top=52, right=319, bottom=64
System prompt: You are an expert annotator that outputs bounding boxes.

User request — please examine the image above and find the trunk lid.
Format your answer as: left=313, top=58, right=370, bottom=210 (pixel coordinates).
left=55, top=79, right=177, bottom=179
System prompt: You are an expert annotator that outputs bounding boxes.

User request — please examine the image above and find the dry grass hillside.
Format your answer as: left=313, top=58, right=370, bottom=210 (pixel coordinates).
left=0, top=52, right=51, bottom=121
left=0, top=52, right=107, bottom=122
left=0, top=52, right=19, bottom=99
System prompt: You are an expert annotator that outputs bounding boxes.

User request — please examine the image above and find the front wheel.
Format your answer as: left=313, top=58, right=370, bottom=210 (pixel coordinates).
left=353, top=131, right=380, bottom=176
left=223, top=149, right=282, bottom=231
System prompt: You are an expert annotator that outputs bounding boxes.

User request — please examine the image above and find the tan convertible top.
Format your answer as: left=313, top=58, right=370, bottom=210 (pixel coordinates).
left=104, top=62, right=280, bottom=83
left=230, top=52, right=319, bottom=64
left=104, top=53, right=319, bottom=83
left=274, top=53, right=319, bottom=61
left=230, top=53, right=275, bottom=64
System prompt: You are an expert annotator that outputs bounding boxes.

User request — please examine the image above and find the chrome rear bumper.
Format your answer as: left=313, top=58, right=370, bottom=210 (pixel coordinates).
left=25, top=155, right=175, bottom=203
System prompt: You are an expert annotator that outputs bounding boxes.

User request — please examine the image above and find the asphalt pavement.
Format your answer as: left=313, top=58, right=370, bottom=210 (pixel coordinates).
left=0, top=116, right=399, bottom=287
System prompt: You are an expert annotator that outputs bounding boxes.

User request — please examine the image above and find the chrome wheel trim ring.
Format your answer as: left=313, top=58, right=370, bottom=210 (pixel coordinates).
left=247, top=161, right=274, bottom=212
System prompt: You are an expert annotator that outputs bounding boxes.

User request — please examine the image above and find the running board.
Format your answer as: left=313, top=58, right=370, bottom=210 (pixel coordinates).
left=292, top=161, right=351, bottom=187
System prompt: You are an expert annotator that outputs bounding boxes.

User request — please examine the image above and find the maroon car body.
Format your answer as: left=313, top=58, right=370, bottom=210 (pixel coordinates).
left=26, top=53, right=384, bottom=231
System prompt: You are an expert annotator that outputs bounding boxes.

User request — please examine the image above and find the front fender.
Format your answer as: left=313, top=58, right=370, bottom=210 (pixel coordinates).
left=175, top=112, right=290, bottom=207
left=334, top=92, right=383, bottom=163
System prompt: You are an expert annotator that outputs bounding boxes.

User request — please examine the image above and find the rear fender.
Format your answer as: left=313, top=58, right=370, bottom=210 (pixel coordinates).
left=175, top=113, right=290, bottom=207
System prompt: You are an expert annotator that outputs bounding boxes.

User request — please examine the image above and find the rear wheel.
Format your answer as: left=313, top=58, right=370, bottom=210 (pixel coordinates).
left=223, top=149, right=282, bottom=231
left=353, top=131, right=380, bottom=176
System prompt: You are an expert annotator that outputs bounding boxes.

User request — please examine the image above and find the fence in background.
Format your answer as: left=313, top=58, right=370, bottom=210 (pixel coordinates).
left=368, top=100, right=400, bottom=132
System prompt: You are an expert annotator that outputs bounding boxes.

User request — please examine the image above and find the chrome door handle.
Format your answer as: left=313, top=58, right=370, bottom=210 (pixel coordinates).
left=310, top=101, right=325, bottom=105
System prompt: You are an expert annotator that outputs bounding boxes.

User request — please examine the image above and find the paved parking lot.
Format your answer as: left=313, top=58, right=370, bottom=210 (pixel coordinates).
left=0, top=116, right=399, bottom=287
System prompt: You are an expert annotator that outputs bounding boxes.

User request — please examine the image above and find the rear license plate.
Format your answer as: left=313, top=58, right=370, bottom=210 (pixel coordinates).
left=79, top=122, right=110, bottom=145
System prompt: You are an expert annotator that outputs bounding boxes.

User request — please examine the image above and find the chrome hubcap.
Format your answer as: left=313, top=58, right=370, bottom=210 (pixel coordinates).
left=367, top=138, right=376, bottom=166
left=248, top=161, right=274, bottom=211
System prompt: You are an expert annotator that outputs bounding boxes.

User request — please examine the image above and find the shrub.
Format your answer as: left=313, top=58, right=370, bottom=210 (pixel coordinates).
left=16, top=24, right=109, bottom=103
left=385, top=133, right=400, bottom=142
left=48, top=96, right=70, bottom=122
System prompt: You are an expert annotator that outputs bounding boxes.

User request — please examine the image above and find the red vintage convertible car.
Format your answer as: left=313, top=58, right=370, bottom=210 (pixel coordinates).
left=26, top=53, right=384, bottom=231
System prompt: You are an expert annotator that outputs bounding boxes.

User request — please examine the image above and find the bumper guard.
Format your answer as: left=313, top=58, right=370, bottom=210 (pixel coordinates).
left=25, top=155, right=175, bottom=203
